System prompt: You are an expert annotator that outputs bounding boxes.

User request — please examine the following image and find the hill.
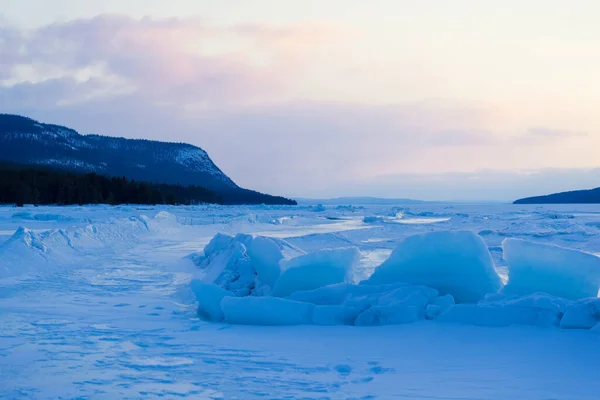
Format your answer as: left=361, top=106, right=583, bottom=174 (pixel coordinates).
left=0, top=114, right=296, bottom=205
left=514, top=187, right=600, bottom=204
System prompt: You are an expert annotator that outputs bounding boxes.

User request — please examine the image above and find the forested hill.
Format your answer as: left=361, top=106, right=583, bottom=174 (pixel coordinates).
left=0, top=163, right=223, bottom=206
left=514, top=187, right=600, bottom=204
left=0, top=114, right=296, bottom=205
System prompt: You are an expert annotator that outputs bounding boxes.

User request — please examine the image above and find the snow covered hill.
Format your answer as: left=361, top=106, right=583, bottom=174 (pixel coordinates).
left=0, top=114, right=236, bottom=191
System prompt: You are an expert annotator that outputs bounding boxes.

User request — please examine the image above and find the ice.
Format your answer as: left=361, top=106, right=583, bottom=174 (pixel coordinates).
left=367, top=231, right=501, bottom=303
left=503, top=238, right=600, bottom=300
left=347, top=285, right=438, bottom=311
left=3, top=203, right=600, bottom=399
left=190, top=280, right=233, bottom=322
left=312, top=305, right=361, bottom=325
left=434, top=294, right=455, bottom=313
left=247, top=236, right=303, bottom=288
left=288, top=282, right=414, bottom=305
left=439, top=304, right=556, bottom=327
left=355, top=304, right=421, bottom=326
left=247, top=236, right=282, bottom=286
left=289, top=282, right=364, bottom=305
left=289, top=283, right=439, bottom=326
left=439, top=293, right=569, bottom=327
left=272, top=247, right=361, bottom=297
left=195, top=239, right=258, bottom=296
left=203, top=233, right=234, bottom=257
left=560, top=298, right=600, bottom=329
left=425, top=304, right=442, bottom=319
left=221, top=296, right=314, bottom=326
left=194, top=233, right=304, bottom=296
left=363, top=216, right=384, bottom=223
left=12, top=212, right=74, bottom=221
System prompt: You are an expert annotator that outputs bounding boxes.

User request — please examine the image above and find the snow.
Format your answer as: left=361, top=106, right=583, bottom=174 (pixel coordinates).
left=2, top=203, right=600, bottom=399
left=367, top=230, right=501, bottom=303
left=503, top=238, right=600, bottom=300
left=272, top=247, right=360, bottom=297
left=174, top=147, right=219, bottom=176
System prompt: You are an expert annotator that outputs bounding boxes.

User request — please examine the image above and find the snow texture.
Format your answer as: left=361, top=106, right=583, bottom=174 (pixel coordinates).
left=2, top=203, right=600, bottom=399
left=367, top=230, right=501, bottom=303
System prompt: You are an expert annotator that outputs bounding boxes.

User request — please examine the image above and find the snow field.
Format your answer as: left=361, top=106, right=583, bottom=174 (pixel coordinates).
left=3, top=204, right=600, bottom=399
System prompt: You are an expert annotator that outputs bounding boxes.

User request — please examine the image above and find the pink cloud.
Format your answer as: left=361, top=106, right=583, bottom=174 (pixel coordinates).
left=1, top=14, right=346, bottom=108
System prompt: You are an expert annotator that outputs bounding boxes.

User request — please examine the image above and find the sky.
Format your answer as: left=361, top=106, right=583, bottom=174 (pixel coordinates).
left=1, top=0, right=599, bottom=201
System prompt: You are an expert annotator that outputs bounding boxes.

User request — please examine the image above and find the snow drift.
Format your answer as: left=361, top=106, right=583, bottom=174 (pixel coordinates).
left=0, top=214, right=156, bottom=278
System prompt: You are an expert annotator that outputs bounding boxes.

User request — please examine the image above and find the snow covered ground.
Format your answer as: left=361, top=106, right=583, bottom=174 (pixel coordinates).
left=1, top=203, right=600, bottom=399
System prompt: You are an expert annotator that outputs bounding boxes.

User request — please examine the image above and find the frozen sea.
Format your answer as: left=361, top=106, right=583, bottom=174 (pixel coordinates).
left=1, top=203, right=600, bottom=399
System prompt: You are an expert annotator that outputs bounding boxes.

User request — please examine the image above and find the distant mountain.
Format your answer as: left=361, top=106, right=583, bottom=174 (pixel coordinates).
left=514, top=187, right=600, bottom=204
left=0, top=114, right=295, bottom=205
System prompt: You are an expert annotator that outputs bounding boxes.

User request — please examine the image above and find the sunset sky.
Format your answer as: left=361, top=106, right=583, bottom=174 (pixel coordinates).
left=1, top=0, right=599, bottom=200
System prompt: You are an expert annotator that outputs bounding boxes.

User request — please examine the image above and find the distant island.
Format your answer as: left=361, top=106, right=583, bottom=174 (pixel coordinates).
left=0, top=114, right=296, bottom=206
left=514, top=187, right=600, bottom=204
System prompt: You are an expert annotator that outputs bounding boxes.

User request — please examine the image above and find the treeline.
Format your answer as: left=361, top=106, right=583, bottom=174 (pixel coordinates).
left=514, top=187, right=600, bottom=204
left=220, top=189, right=298, bottom=206
left=0, top=164, right=223, bottom=206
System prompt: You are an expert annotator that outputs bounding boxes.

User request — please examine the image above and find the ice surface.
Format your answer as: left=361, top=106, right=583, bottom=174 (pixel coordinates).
left=190, top=280, right=233, bottom=322
left=221, top=296, right=315, bottom=325
left=195, top=239, right=258, bottom=296
left=203, top=233, right=234, bottom=257
left=195, top=233, right=302, bottom=296
left=560, top=298, right=600, bottom=329
left=2, top=203, right=600, bottom=399
left=367, top=230, right=501, bottom=303
left=503, top=238, right=600, bottom=300
left=355, top=304, right=421, bottom=326
left=312, top=305, right=361, bottom=325
left=439, top=304, right=558, bottom=327
left=439, top=293, right=569, bottom=327
left=286, top=283, right=440, bottom=326
left=247, top=236, right=303, bottom=287
left=272, top=247, right=361, bottom=297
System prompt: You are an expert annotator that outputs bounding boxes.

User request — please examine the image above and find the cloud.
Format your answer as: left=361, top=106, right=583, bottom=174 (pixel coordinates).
left=526, top=127, right=587, bottom=139
left=1, top=14, right=345, bottom=108
left=1, top=14, right=594, bottom=200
